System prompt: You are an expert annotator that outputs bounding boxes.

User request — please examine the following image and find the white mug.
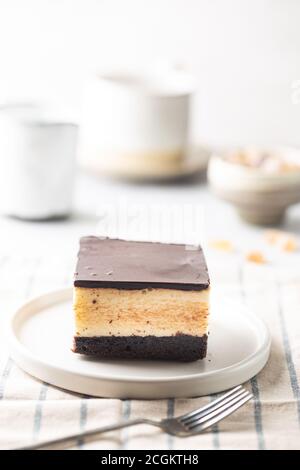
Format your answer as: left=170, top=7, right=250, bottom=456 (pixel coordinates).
left=79, top=67, right=195, bottom=177
left=0, top=104, right=78, bottom=220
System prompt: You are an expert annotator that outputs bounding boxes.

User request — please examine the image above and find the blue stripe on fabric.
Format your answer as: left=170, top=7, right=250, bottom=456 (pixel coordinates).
left=167, top=398, right=175, bottom=450
left=239, top=264, right=265, bottom=450
left=33, top=382, right=48, bottom=439
left=77, top=399, right=88, bottom=448
left=250, top=376, right=265, bottom=450
left=0, top=357, right=13, bottom=400
left=210, top=395, right=220, bottom=449
left=121, top=399, right=131, bottom=449
left=277, top=281, right=300, bottom=426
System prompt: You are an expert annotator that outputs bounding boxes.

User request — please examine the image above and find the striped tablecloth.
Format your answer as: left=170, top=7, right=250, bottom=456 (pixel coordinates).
left=0, top=249, right=300, bottom=450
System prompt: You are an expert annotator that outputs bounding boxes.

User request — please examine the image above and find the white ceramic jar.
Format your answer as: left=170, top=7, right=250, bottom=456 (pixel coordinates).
left=0, top=105, right=78, bottom=220
left=79, top=68, right=195, bottom=178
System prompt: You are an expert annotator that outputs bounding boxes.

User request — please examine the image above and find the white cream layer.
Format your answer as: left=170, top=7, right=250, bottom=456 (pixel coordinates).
left=74, top=287, right=209, bottom=337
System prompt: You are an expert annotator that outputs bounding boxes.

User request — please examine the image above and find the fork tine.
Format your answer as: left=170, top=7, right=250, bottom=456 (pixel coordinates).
left=188, top=392, right=253, bottom=433
left=188, top=390, right=251, bottom=429
left=180, top=385, right=243, bottom=423
left=182, top=387, right=247, bottom=424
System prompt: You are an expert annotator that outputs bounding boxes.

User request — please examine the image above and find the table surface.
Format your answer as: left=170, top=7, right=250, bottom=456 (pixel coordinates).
left=1, top=171, right=300, bottom=450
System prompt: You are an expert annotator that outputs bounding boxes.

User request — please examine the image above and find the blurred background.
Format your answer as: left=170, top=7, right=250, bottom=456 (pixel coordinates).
left=1, top=0, right=300, bottom=146
left=0, top=0, right=300, bottom=260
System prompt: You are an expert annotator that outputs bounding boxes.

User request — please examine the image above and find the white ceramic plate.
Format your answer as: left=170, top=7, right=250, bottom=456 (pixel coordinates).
left=9, top=288, right=271, bottom=399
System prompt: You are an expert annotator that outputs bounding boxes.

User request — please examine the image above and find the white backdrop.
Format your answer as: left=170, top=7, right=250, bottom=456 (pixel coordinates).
left=1, top=0, right=300, bottom=147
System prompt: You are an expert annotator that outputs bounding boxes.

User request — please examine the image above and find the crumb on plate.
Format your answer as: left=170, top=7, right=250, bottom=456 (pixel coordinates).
left=263, top=230, right=298, bottom=252
left=246, top=251, right=267, bottom=264
left=208, top=239, right=233, bottom=252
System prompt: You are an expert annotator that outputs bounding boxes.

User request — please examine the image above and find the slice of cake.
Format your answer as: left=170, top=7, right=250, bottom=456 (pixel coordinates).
left=73, top=237, right=210, bottom=361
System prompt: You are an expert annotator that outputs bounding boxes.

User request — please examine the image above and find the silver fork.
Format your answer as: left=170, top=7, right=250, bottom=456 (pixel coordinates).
left=16, top=385, right=252, bottom=450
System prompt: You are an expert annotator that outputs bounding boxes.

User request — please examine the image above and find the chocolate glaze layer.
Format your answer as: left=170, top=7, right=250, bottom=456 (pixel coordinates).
left=73, top=334, right=208, bottom=362
left=74, top=237, right=210, bottom=291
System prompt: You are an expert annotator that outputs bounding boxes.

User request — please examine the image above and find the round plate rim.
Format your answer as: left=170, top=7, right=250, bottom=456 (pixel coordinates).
left=83, top=145, right=210, bottom=183
left=8, top=287, right=271, bottom=384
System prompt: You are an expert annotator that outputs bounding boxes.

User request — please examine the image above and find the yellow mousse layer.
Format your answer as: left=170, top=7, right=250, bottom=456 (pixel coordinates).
left=74, top=287, right=209, bottom=337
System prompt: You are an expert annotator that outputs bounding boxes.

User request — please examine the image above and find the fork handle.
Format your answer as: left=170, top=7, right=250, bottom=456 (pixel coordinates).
left=14, top=418, right=159, bottom=450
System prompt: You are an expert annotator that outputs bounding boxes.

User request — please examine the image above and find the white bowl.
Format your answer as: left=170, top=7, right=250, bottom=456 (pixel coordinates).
left=208, top=148, right=300, bottom=225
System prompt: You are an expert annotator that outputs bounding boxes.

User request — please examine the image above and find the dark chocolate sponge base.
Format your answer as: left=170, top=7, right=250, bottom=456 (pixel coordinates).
left=73, top=334, right=207, bottom=362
